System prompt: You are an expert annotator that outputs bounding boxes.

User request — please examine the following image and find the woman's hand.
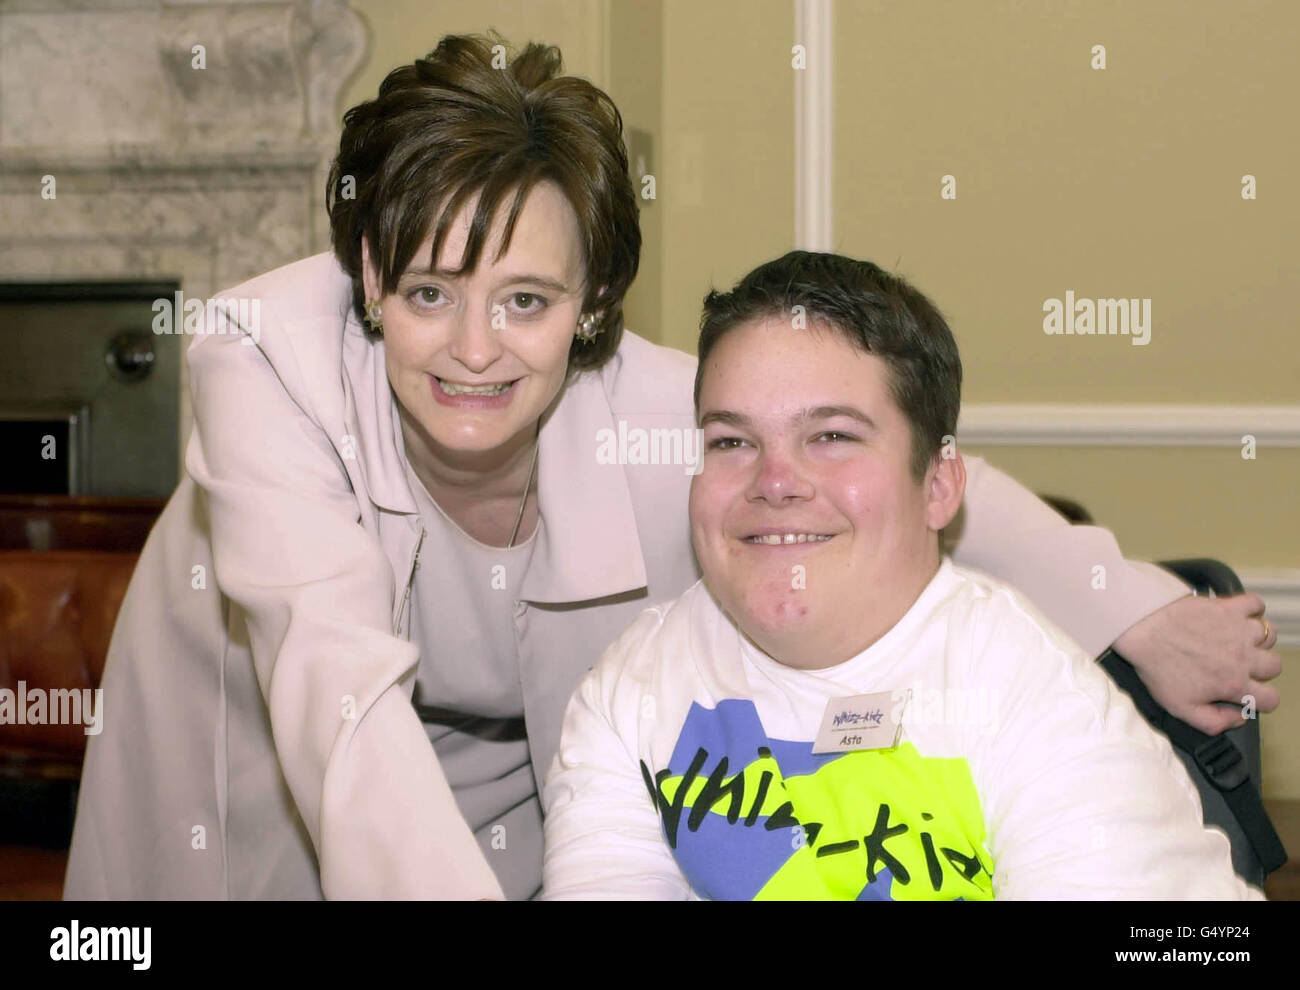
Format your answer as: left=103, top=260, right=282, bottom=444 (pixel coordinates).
left=1113, top=593, right=1282, bottom=735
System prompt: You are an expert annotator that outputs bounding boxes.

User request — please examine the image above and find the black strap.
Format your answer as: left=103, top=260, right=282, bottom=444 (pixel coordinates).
left=1101, top=650, right=1287, bottom=875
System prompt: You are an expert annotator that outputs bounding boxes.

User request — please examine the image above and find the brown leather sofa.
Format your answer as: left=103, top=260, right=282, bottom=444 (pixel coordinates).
left=0, top=550, right=138, bottom=780
left=0, top=550, right=139, bottom=886
left=0, top=495, right=160, bottom=899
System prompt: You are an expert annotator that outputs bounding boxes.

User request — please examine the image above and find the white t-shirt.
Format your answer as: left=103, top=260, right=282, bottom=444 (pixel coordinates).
left=542, top=558, right=1263, bottom=900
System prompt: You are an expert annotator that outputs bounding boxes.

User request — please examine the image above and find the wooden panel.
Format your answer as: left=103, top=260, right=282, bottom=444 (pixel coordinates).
left=0, top=495, right=164, bottom=552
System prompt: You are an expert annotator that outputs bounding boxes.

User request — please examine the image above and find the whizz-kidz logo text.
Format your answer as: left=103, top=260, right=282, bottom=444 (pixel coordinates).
left=595, top=420, right=705, bottom=475
left=0, top=682, right=102, bottom=735
left=50, top=921, right=150, bottom=970
left=1043, top=290, right=1151, bottom=346
left=833, top=708, right=883, bottom=728
left=151, top=291, right=261, bottom=345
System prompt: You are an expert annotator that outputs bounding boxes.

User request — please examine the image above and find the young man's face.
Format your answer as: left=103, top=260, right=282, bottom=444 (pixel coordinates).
left=689, top=315, right=965, bottom=670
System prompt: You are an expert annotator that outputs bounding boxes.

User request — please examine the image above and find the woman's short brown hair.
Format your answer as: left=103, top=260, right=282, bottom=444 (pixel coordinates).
left=326, top=32, right=640, bottom=372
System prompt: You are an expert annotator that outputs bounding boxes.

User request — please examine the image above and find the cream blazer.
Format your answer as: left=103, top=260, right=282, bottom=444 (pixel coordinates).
left=63, top=253, right=1189, bottom=900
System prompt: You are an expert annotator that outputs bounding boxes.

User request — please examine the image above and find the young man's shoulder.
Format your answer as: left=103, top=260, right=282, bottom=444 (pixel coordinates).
left=588, top=580, right=715, bottom=688
left=943, top=560, right=1094, bottom=663
left=556, top=581, right=719, bottom=764
left=935, top=560, right=1125, bottom=741
left=914, top=560, right=1118, bottom=723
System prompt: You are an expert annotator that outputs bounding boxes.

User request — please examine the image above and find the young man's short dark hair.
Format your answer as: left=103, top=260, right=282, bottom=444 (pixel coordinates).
left=695, top=251, right=962, bottom=481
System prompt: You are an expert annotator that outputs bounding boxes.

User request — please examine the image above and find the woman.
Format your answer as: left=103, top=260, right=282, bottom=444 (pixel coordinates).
left=64, top=34, right=1279, bottom=901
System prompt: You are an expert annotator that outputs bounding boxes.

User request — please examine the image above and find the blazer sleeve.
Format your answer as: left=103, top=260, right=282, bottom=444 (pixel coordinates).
left=185, top=302, right=503, bottom=900
left=946, top=454, right=1191, bottom=657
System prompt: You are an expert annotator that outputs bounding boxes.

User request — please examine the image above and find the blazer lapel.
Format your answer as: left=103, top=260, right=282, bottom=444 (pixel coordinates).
left=519, top=369, right=649, bottom=605
left=341, top=318, right=417, bottom=516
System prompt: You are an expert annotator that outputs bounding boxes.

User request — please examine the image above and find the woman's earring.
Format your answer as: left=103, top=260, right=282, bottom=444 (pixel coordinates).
left=576, top=312, right=600, bottom=342
left=364, top=299, right=384, bottom=334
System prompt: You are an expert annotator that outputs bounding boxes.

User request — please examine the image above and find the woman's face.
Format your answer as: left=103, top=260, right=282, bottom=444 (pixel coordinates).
left=365, top=180, right=588, bottom=460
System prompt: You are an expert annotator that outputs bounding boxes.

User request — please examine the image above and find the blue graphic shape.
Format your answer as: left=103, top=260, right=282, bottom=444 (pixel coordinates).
left=666, top=699, right=840, bottom=780
left=670, top=798, right=801, bottom=900
left=856, top=867, right=897, bottom=901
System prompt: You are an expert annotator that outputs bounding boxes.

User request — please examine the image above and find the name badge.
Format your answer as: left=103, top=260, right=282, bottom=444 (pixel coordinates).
left=811, top=690, right=909, bottom=754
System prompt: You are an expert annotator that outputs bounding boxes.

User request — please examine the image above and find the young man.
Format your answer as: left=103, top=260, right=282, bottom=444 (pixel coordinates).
left=541, top=251, right=1262, bottom=900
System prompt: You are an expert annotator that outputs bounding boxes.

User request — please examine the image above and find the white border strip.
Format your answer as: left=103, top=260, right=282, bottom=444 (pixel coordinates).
left=794, top=0, right=833, bottom=251
left=1239, top=571, right=1300, bottom=650
left=957, top=405, right=1300, bottom=447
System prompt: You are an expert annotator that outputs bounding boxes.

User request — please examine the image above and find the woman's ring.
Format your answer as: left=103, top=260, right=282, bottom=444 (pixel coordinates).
left=1258, top=618, right=1273, bottom=648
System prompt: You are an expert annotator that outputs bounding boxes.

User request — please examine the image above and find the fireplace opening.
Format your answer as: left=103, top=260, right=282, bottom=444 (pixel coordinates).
left=0, top=280, right=181, bottom=499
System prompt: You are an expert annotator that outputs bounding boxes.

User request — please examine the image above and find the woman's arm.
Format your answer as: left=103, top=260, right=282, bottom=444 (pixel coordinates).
left=947, top=454, right=1280, bottom=734
left=186, top=300, right=502, bottom=900
left=947, top=454, right=1190, bottom=658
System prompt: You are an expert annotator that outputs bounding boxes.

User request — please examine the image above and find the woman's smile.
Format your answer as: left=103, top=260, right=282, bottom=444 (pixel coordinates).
left=430, top=374, right=522, bottom=409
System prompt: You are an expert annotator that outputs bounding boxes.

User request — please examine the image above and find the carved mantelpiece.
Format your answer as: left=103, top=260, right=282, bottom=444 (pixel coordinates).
left=0, top=0, right=368, bottom=455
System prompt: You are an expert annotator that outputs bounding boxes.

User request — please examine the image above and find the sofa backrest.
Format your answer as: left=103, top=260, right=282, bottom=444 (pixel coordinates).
left=0, top=550, right=138, bottom=766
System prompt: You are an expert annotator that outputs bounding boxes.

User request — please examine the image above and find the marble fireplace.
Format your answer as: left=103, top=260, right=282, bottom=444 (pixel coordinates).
left=0, top=0, right=367, bottom=475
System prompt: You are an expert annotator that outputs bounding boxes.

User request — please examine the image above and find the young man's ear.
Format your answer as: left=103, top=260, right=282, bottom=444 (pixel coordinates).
left=924, top=443, right=966, bottom=532
left=360, top=236, right=382, bottom=303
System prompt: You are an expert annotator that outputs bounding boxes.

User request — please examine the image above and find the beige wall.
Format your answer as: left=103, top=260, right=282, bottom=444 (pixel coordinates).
left=659, top=0, right=794, bottom=351
left=343, top=1, right=1297, bottom=798
left=834, top=0, right=1298, bottom=403
left=833, top=0, right=1298, bottom=798
left=607, top=0, right=664, bottom=343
